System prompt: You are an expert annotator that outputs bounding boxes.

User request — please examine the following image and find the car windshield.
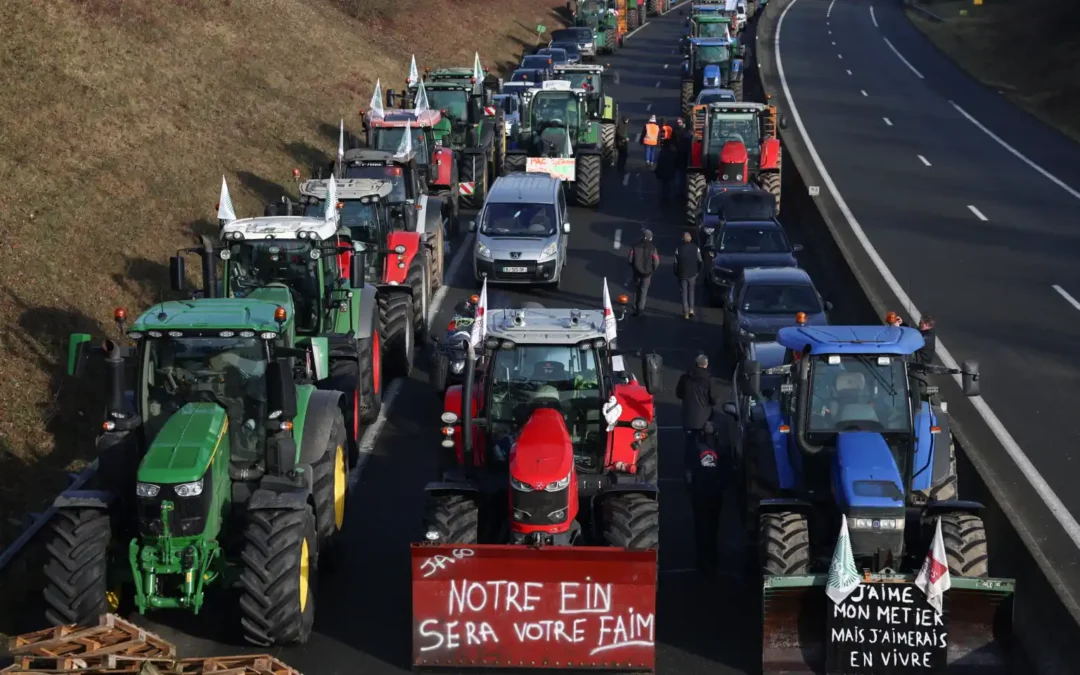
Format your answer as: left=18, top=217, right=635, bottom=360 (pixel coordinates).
left=532, top=92, right=580, bottom=127
left=342, top=165, right=407, bottom=202
left=302, top=200, right=382, bottom=244
left=808, top=355, right=911, bottom=433
left=481, top=202, right=557, bottom=237
left=710, top=113, right=760, bottom=154
left=716, top=226, right=788, bottom=252
left=698, top=90, right=736, bottom=104
left=696, top=45, right=729, bottom=64
left=372, top=127, right=430, bottom=166
left=553, top=29, right=593, bottom=42
left=741, top=282, right=820, bottom=314
left=510, top=70, right=535, bottom=83
left=708, top=192, right=777, bottom=220
left=540, top=49, right=568, bottom=65
left=522, top=56, right=552, bottom=70
left=551, top=42, right=581, bottom=57
left=143, top=337, right=269, bottom=444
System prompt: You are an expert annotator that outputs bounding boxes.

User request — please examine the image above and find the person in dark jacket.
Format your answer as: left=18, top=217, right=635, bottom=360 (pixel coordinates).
left=615, top=116, right=631, bottom=173
left=674, top=118, right=690, bottom=191
left=627, top=229, right=660, bottom=315
left=655, top=139, right=679, bottom=203
left=676, top=354, right=723, bottom=433
left=915, top=314, right=936, bottom=365
left=687, top=420, right=732, bottom=576
left=674, top=231, right=703, bottom=318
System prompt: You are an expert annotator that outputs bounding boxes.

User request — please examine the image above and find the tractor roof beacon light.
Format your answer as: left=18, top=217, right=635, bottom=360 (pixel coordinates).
left=114, top=307, right=128, bottom=333
left=274, top=306, right=287, bottom=327
left=795, top=311, right=807, bottom=325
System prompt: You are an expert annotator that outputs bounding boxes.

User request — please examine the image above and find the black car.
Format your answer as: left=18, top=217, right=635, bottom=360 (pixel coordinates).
left=537, top=47, right=571, bottom=67
left=702, top=221, right=803, bottom=306
left=509, top=68, right=544, bottom=85
left=721, top=266, right=831, bottom=363
left=549, top=42, right=583, bottom=64
left=519, top=55, right=555, bottom=80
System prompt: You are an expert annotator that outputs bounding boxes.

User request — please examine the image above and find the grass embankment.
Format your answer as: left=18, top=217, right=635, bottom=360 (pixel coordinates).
left=908, top=0, right=1080, bottom=143
left=0, top=0, right=564, bottom=556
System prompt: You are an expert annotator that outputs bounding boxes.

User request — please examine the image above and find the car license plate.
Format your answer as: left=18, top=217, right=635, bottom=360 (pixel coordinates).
left=502, top=266, right=528, bottom=273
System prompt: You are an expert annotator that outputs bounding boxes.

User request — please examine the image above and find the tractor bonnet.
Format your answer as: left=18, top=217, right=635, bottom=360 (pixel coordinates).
left=219, top=215, right=338, bottom=242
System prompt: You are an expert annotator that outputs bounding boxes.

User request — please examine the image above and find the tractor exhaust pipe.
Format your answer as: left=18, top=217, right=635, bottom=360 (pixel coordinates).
left=793, top=346, right=824, bottom=455
left=103, top=339, right=125, bottom=419
left=199, top=235, right=217, bottom=299
left=460, top=337, right=476, bottom=473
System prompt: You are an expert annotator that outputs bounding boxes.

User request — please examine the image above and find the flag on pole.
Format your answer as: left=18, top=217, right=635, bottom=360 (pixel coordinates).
left=408, top=55, right=420, bottom=86
left=370, top=79, right=385, bottom=118
left=323, top=175, right=338, bottom=226
left=413, top=78, right=430, bottom=115
left=395, top=121, right=413, bottom=159
left=469, top=278, right=488, bottom=348
left=472, top=52, right=484, bottom=82
left=217, top=176, right=236, bottom=224
left=602, top=278, right=617, bottom=343
left=915, top=517, right=952, bottom=615
left=563, top=132, right=574, bottom=158
left=337, top=119, right=345, bottom=162
left=826, top=515, right=862, bottom=606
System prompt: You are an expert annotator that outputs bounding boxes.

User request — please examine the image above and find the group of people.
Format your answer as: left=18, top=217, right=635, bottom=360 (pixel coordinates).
left=627, top=229, right=704, bottom=320
left=614, top=114, right=692, bottom=203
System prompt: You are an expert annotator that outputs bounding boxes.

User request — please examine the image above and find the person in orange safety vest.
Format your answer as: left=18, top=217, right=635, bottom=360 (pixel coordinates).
left=660, top=118, right=673, bottom=142
left=640, top=115, right=660, bottom=168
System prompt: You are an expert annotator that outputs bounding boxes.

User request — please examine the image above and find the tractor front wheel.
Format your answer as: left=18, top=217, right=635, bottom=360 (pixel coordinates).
left=311, top=412, right=349, bottom=555
left=43, top=508, right=112, bottom=626
left=760, top=511, right=810, bottom=575
left=431, top=350, right=450, bottom=395
left=634, top=422, right=659, bottom=484
left=460, top=155, right=488, bottom=210
left=602, top=493, right=660, bottom=550
left=239, top=507, right=319, bottom=646
left=424, top=493, right=479, bottom=544
left=939, top=512, right=989, bottom=578
left=604, top=28, right=617, bottom=53
left=406, top=254, right=430, bottom=341
left=601, top=122, right=616, bottom=167
left=685, top=172, right=706, bottom=227
left=379, top=292, right=414, bottom=382
left=572, top=154, right=601, bottom=207
left=506, top=153, right=528, bottom=173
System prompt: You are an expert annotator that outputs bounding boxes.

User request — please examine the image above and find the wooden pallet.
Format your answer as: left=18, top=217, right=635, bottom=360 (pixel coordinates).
left=3, top=654, right=301, bottom=675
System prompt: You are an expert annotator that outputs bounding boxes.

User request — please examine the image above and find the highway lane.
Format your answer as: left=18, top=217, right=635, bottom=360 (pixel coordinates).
left=771, top=0, right=1080, bottom=562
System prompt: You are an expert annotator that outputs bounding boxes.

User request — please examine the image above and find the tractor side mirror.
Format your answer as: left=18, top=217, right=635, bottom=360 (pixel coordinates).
left=562, top=222, right=571, bottom=234
left=779, top=114, right=789, bottom=130
left=169, top=256, right=186, bottom=292
left=742, top=359, right=762, bottom=399
left=642, top=352, right=663, bottom=395
left=961, top=360, right=980, bottom=397
left=792, top=243, right=804, bottom=252
left=351, top=242, right=367, bottom=288
left=267, top=359, right=299, bottom=420
left=721, top=401, right=738, bottom=419
left=67, top=333, right=93, bottom=377
left=824, top=300, right=834, bottom=312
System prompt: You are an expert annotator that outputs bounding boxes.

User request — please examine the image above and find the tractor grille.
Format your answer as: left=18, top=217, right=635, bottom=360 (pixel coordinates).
left=138, top=480, right=214, bottom=538
left=512, top=486, right=570, bottom=526
left=847, top=508, right=905, bottom=562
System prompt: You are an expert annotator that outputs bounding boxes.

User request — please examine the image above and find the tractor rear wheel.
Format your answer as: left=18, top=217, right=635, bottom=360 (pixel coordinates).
left=627, top=7, right=639, bottom=29
left=635, top=422, right=659, bottom=484
left=572, top=154, right=601, bottom=207
left=760, top=511, right=810, bottom=575
left=685, top=172, right=706, bottom=227
left=325, top=358, right=360, bottom=451
left=43, top=508, right=112, bottom=626
left=601, top=122, right=616, bottom=166
left=506, top=153, right=527, bottom=173
left=602, top=493, right=659, bottom=550
left=928, top=445, right=958, bottom=501
left=680, top=80, right=694, bottom=119
left=939, top=512, right=989, bottom=578
left=406, top=254, right=430, bottom=341
left=431, top=350, right=450, bottom=395
left=460, top=155, right=487, bottom=210
left=239, top=507, right=319, bottom=646
left=358, top=335, right=381, bottom=423
left=311, top=412, right=349, bottom=554
left=604, top=28, right=617, bottom=53
left=424, top=493, right=479, bottom=544
left=379, top=292, right=414, bottom=381
left=731, top=78, right=744, bottom=102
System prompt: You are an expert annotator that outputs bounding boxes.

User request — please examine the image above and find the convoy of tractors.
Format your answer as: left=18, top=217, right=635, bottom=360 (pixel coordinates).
left=5, top=2, right=1017, bottom=675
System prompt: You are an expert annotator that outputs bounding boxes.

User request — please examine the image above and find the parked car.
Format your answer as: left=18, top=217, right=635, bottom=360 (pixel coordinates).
left=721, top=266, right=831, bottom=363
left=695, top=87, right=738, bottom=105
left=519, top=55, right=555, bottom=80
left=549, top=42, right=583, bottom=64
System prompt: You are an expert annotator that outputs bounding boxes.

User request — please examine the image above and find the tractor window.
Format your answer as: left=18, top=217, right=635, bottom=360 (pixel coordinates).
left=227, top=241, right=323, bottom=333
left=696, top=45, right=729, bottom=64
left=559, top=72, right=598, bottom=91
left=807, top=356, right=911, bottom=434
left=372, top=127, right=431, bottom=166
left=343, top=164, right=409, bottom=202
left=710, top=113, right=760, bottom=155
left=699, top=22, right=729, bottom=38
left=426, top=89, right=469, bottom=123
left=301, top=200, right=383, bottom=244
left=141, top=337, right=269, bottom=460
left=532, top=93, right=580, bottom=129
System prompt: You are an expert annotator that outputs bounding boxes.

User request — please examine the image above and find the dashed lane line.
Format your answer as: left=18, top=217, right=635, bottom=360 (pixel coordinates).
left=967, top=204, right=988, bottom=221
left=918, top=154, right=931, bottom=166
left=870, top=5, right=878, bottom=28
left=1052, top=285, right=1080, bottom=312
left=883, top=117, right=893, bottom=126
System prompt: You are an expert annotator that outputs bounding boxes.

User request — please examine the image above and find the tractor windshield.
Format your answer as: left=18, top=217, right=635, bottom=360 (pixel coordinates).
left=710, top=112, right=760, bottom=160
left=531, top=93, right=581, bottom=129
left=807, top=355, right=912, bottom=433
left=342, top=164, right=408, bottom=203
left=696, top=45, right=730, bottom=65
left=487, top=344, right=605, bottom=470
left=557, top=72, right=599, bottom=91
left=697, top=22, right=729, bottom=38
left=226, top=240, right=323, bottom=332
left=372, top=127, right=431, bottom=167
left=142, top=336, right=269, bottom=458
left=426, top=89, right=469, bottom=123
left=302, top=200, right=383, bottom=245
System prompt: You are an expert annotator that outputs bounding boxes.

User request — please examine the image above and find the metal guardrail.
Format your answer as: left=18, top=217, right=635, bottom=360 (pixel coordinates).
left=905, top=0, right=945, bottom=22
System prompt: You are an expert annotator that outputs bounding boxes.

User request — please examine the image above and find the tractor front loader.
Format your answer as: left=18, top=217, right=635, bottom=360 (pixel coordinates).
left=55, top=287, right=350, bottom=647
left=553, top=64, right=620, bottom=167
left=506, top=83, right=604, bottom=207
left=684, top=101, right=784, bottom=225
left=412, top=292, right=665, bottom=670
left=733, top=325, right=1016, bottom=673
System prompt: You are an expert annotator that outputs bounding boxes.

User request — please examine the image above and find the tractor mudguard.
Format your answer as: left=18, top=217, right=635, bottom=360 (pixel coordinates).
left=602, top=95, right=616, bottom=122
left=430, top=147, right=455, bottom=188
left=383, top=231, right=423, bottom=286
left=923, top=499, right=985, bottom=516
left=53, top=490, right=115, bottom=511
left=758, top=497, right=812, bottom=514
left=597, top=481, right=659, bottom=498
left=330, top=283, right=379, bottom=339
left=411, top=543, right=657, bottom=670
left=298, top=389, right=345, bottom=465
left=247, top=488, right=310, bottom=512
left=759, top=137, right=781, bottom=171
left=573, top=144, right=603, bottom=157
left=416, top=193, right=439, bottom=239
left=423, top=479, right=481, bottom=495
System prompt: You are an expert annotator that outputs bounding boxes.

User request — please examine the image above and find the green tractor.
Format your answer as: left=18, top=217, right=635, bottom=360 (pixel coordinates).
left=570, top=1, right=619, bottom=54
left=624, top=0, right=644, bottom=30
left=552, top=64, right=619, bottom=166
left=681, top=13, right=736, bottom=56
left=505, top=82, right=604, bottom=208
left=681, top=37, right=746, bottom=116
left=51, top=283, right=353, bottom=646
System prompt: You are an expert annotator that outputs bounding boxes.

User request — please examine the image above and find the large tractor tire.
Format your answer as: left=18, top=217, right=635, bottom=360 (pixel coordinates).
left=627, top=7, right=639, bottom=30
left=759, top=146, right=782, bottom=212
left=324, top=356, right=365, bottom=454
left=239, top=507, right=319, bottom=646
left=311, top=412, right=349, bottom=553
left=378, top=292, right=415, bottom=381
left=43, top=508, right=113, bottom=626
left=431, top=350, right=450, bottom=395
left=459, top=154, right=488, bottom=210
left=647, top=0, right=658, bottom=15
left=685, top=171, right=707, bottom=227
left=731, top=77, right=744, bottom=102
left=635, top=422, right=659, bottom=484
left=760, top=511, right=810, bottom=575
left=601, top=122, right=617, bottom=167
left=680, top=80, right=694, bottom=119
left=928, top=444, right=959, bottom=502
left=572, top=154, right=602, bottom=207
left=505, top=152, right=528, bottom=173
left=940, top=512, right=989, bottom=578
left=602, top=493, right=660, bottom=550
left=604, top=27, right=617, bottom=53
left=405, top=253, right=430, bottom=341
left=424, top=493, right=479, bottom=544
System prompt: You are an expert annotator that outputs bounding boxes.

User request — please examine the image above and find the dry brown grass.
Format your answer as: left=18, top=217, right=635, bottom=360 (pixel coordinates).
left=909, top=0, right=1080, bottom=143
left=0, top=0, right=565, bottom=547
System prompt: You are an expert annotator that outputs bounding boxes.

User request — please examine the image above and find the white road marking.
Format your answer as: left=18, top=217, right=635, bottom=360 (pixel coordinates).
left=655, top=81, right=661, bottom=88
left=624, top=21, right=652, bottom=40
left=870, top=5, right=878, bottom=27
left=622, top=173, right=631, bottom=186
left=882, top=37, right=925, bottom=79
left=967, top=204, right=988, bottom=221
left=664, top=63, right=669, bottom=69
left=614, top=228, right=623, bottom=250
left=358, top=380, right=402, bottom=455
left=828, top=30, right=832, bottom=35
left=883, top=117, right=893, bottom=126
left=1052, top=285, right=1080, bottom=312
left=776, top=0, right=1080, bottom=547
left=949, top=101, right=1080, bottom=202
left=826, top=0, right=836, bottom=17
left=428, top=234, right=474, bottom=324
left=918, top=154, right=931, bottom=166
left=837, top=53, right=843, bottom=59
left=846, top=69, right=852, bottom=75
left=860, top=89, right=868, bottom=97
left=646, top=103, right=653, bottom=112
left=831, top=41, right=836, bottom=46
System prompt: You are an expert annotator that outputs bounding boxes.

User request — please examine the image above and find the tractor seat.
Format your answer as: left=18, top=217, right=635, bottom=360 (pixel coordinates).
left=835, top=403, right=879, bottom=425
left=835, top=372, right=866, bottom=392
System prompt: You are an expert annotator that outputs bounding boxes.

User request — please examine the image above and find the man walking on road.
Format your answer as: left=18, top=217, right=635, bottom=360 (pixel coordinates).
left=674, top=231, right=703, bottom=319
left=676, top=353, right=724, bottom=464
left=615, top=116, right=631, bottom=173
left=641, top=115, right=660, bottom=168
left=675, top=118, right=690, bottom=191
left=687, top=420, right=732, bottom=577
left=627, top=229, right=660, bottom=315
left=655, top=139, right=679, bottom=203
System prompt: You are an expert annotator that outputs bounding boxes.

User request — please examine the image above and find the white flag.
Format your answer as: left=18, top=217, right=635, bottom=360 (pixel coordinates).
left=413, top=78, right=430, bottom=115
left=323, top=175, right=338, bottom=226
left=472, top=52, right=484, bottom=82
left=395, top=121, right=413, bottom=159
left=602, top=277, right=617, bottom=343
left=825, top=515, right=862, bottom=605
left=469, top=278, right=488, bottom=348
left=408, top=54, right=420, bottom=86
left=217, top=176, right=236, bottom=224
left=370, top=79, right=385, bottom=118
left=915, top=517, right=952, bottom=615
left=337, top=119, right=345, bottom=162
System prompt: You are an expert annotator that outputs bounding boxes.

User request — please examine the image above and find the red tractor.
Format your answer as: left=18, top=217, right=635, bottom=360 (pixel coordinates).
left=410, top=294, right=664, bottom=670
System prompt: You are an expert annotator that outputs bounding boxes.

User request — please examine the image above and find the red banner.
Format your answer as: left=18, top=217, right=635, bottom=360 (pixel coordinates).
left=411, top=544, right=658, bottom=670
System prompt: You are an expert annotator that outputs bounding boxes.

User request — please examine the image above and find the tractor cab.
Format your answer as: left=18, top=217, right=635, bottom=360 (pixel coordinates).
left=682, top=14, right=733, bottom=55
left=682, top=37, right=742, bottom=108
left=361, top=108, right=458, bottom=203
left=552, top=64, right=607, bottom=116
left=518, top=84, right=590, bottom=156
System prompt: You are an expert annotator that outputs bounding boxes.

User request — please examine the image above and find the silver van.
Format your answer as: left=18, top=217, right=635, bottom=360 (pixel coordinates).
left=470, top=173, right=570, bottom=288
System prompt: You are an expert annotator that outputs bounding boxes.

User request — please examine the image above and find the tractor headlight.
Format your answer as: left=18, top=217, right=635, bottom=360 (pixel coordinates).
left=511, top=477, right=534, bottom=492
left=852, top=517, right=904, bottom=530
left=539, top=242, right=558, bottom=260
left=136, top=483, right=160, bottom=498
left=545, top=472, right=572, bottom=492
left=451, top=360, right=465, bottom=374
left=631, top=417, right=648, bottom=430
left=173, top=479, right=204, bottom=498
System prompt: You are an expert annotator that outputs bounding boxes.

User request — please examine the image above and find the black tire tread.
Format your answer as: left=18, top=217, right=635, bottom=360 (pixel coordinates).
left=685, top=172, right=706, bottom=227
left=680, top=80, right=694, bottom=119
left=424, top=494, right=479, bottom=544
left=634, top=423, right=659, bottom=484
left=459, top=154, right=487, bottom=210
left=378, top=292, right=414, bottom=381
left=506, top=153, right=528, bottom=173
left=406, top=256, right=428, bottom=340
left=573, top=154, right=602, bottom=207
left=601, top=122, right=616, bottom=166
left=760, top=511, right=810, bottom=575
left=43, top=509, right=111, bottom=626
left=939, top=512, right=989, bottom=578
left=602, top=493, right=659, bottom=550
left=928, top=444, right=959, bottom=502
left=310, top=413, right=349, bottom=548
